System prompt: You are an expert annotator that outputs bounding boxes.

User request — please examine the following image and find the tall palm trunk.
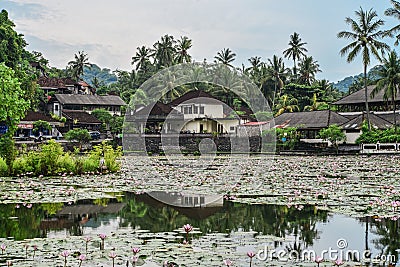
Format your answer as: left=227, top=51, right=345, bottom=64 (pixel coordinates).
left=364, top=64, right=371, bottom=130
left=393, top=94, right=397, bottom=134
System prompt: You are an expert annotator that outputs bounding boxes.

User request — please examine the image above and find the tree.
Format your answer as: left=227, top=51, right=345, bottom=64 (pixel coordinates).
left=274, top=94, right=299, bottom=116
left=68, top=51, right=91, bottom=80
left=64, top=129, right=91, bottom=151
left=370, top=50, right=400, bottom=133
left=267, top=55, right=290, bottom=102
left=33, top=120, right=52, bottom=135
left=153, top=34, right=176, bottom=68
left=303, top=93, right=327, bottom=111
left=175, top=36, right=192, bottom=63
left=131, top=46, right=152, bottom=71
left=91, top=108, right=113, bottom=130
left=0, top=63, right=30, bottom=168
left=337, top=7, right=390, bottom=130
left=297, top=56, right=321, bottom=85
left=318, top=124, right=346, bottom=153
left=0, top=9, right=26, bottom=69
left=214, top=48, right=236, bottom=67
left=283, top=32, right=308, bottom=78
left=384, top=0, right=400, bottom=45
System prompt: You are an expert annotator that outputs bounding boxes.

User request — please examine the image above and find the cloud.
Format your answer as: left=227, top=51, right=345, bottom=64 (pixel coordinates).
left=1, top=0, right=47, bottom=20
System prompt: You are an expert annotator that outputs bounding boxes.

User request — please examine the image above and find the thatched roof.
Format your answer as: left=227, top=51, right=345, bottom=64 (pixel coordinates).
left=62, top=110, right=102, bottom=124
left=334, top=86, right=400, bottom=105
left=274, top=110, right=349, bottom=130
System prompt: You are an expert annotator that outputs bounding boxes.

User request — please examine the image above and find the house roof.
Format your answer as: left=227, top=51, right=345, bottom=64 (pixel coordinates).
left=333, top=85, right=400, bottom=105
left=22, top=111, right=57, bottom=123
left=169, top=90, right=222, bottom=106
left=375, top=112, right=400, bottom=126
left=341, top=113, right=393, bottom=130
left=62, top=110, right=102, bottom=124
left=274, top=110, right=349, bottom=129
left=129, top=101, right=183, bottom=122
left=37, top=77, right=77, bottom=88
left=56, top=203, right=126, bottom=216
left=55, top=94, right=126, bottom=106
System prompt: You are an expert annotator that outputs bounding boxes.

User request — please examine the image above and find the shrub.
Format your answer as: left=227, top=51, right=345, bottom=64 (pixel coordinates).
left=56, top=153, right=76, bottom=174
left=82, top=156, right=99, bottom=173
left=0, top=157, right=8, bottom=176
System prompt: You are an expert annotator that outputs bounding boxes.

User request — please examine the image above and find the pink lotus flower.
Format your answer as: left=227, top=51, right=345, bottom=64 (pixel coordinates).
left=61, top=250, right=70, bottom=257
left=109, top=251, right=117, bottom=259
left=247, top=251, right=256, bottom=267
left=99, top=233, right=106, bottom=239
left=132, top=247, right=140, bottom=254
left=183, top=224, right=193, bottom=233
left=315, top=256, right=323, bottom=263
left=78, top=254, right=86, bottom=267
left=334, top=259, right=343, bottom=266
left=223, top=259, right=233, bottom=266
left=0, top=243, right=6, bottom=254
left=247, top=251, right=256, bottom=258
left=99, top=233, right=106, bottom=250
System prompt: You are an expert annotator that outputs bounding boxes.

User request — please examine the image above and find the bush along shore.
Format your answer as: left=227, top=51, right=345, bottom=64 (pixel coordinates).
left=0, top=140, right=122, bottom=177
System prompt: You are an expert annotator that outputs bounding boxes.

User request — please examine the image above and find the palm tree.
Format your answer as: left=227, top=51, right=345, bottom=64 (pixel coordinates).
left=267, top=55, right=290, bottom=102
left=153, top=34, right=176, bottom=68
left=303, top=93, right=327, bottom=111
left=385, top=0, right=400, bottom=45
left=131, top=46, right=152, bottom=71
left=175, top=36, right=192, bottom=63
left=214, top=48, right=236, bottom=67
left=274, top=94, right=299, bottom=116
left=337, top=7, right=390, bottom=130
left=297, top=56, right=321, bottom=85
left=371, top=50, right=400, bottom=132
left=283, top=32, right=308, bottom=78
left=68, top=51, right=91, bottom=80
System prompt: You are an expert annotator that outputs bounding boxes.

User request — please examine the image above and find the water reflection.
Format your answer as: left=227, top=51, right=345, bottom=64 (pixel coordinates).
left=0, top=192, right=398, bottom=262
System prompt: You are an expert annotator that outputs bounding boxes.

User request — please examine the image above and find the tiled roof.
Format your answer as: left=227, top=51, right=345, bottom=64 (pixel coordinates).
left=55, top=94, right=126, bottom=106
left=37, top=77, right=77, bottom=88
left=341, top=113, right=393, bottom=130
left=334, top=86, right=400, bottom=105
left=62, top=110, right=102, bottom=124
left=169, top=90, right=221, bottom=106
left=22, top=111, right=57, bottom=122
left=274, top=110, right=349, bottom=129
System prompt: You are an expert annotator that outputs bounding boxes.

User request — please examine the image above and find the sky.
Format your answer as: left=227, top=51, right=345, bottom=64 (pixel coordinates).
left=2, top=0, right=399, bottom=83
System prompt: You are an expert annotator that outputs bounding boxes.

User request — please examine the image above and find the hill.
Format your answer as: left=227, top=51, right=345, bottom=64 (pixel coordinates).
left=333, top=65, right=382, bottom=93
left=82, top=64, right=117, bottom=86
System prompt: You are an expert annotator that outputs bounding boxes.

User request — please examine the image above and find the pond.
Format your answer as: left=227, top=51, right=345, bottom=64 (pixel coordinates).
left=0, top=155, right=399, bottom=266
left=0, top=192, right=399, bottom=267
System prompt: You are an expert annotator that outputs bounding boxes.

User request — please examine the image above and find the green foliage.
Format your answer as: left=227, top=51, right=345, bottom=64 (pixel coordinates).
left=318, top=124, right=346, bottom=147
left=56, top=153, right=76, bottom=173
left=356, top=122, right=400, bottom=144
left=33, top=120, right=51, bottom=133
left=82, top=64, right=117, bottom=86
left=64, top=129, right=91, bottom=149
left=0, top=63, right=30, bottom=137
left=275, top=127, right=299, bottom=150
left=0, top=157, right=8, bottom=176
left=0, top=137, right=16, bottom=172
left=252, top=111, right=273, bottom=121
left=90, top=141, right=122, bottom=172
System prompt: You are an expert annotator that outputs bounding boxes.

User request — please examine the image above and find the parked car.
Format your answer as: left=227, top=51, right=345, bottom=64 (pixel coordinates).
left=89, top=131, right=101, bottom=140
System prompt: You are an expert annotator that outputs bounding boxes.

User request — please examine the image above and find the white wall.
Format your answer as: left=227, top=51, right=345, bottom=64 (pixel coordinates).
left=345, top=131, right=361, bottom=144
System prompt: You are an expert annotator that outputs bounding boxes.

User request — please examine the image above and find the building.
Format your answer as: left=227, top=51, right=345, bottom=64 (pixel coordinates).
left=333, top=86, right=400, bottom=111
left=48, top=94, right=126, bottom=117
left=168, top=90, right=241, bottom=134
left=15, top=111, right=63, bottom=139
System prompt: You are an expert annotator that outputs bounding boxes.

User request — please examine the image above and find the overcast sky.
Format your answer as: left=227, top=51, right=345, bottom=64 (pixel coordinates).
left=2, top=0, right=398, bottom=83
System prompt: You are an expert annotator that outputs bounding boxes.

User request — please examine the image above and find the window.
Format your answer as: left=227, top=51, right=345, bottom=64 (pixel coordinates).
left=54, top=104, right=59, bottom=111
left=230, top=126, right=235, bottom=131
left=183, top=106, right=192, bottom=114
left=193, top=105, right=198, bottom=114
left=200, top=106, right=205, bottom=114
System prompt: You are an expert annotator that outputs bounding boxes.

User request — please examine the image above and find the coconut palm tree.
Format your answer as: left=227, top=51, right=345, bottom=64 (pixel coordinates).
left=274, top=94, right=299, bottom=116
left=297, top=56, right=321, bottom=85
left=131, top=46, right=152, bottom=71
left=174, top=36, right=192, bottom=63
left=68, top=51, right=91, bottom=80
left=303, top=93, right=327, bottom=111
left=214, top=48, right=236, bottom=67
left=385, top=0, right=400, bottom=45
left=267, top=55, right=290, bottom=102
left=371, top=50, right=400, bottom=133
left=337, top=7, right=390, bottom=130
left=153, top=34, right=176, bottom=68
left=283, top=32, right=308, bottom=78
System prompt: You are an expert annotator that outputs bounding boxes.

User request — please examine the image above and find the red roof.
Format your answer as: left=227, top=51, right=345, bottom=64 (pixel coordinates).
left=242, top=121, right=269, bottom=126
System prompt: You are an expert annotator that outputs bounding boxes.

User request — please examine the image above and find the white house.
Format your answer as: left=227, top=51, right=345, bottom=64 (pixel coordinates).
left=169, top=90, right=240, bottom=134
